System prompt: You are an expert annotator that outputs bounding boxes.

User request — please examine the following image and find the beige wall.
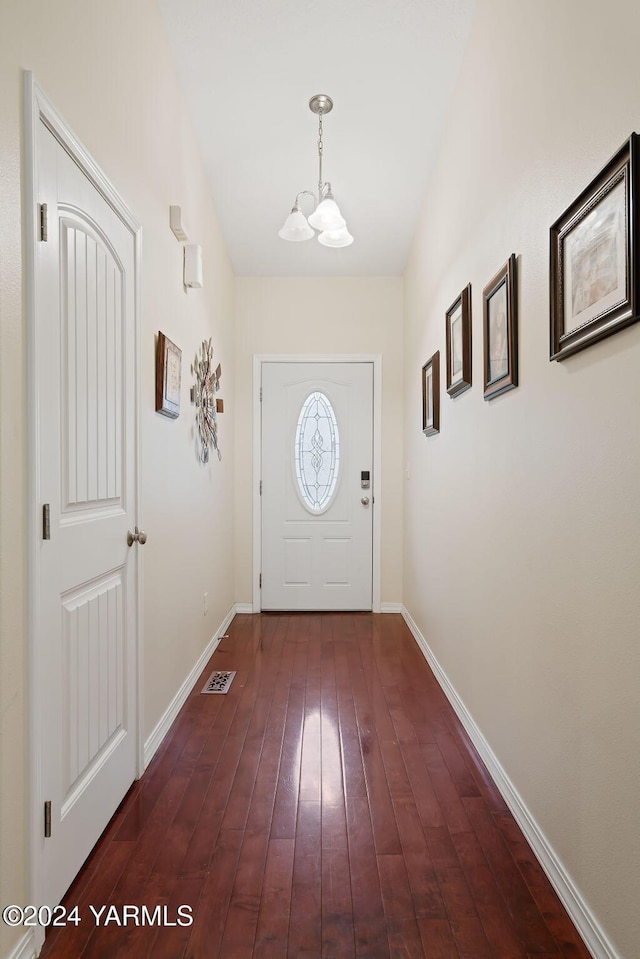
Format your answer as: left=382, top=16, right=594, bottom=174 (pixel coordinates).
left=234, top=277, right=403, bottom=607
left=0, top=2, right=234, bottom=954
left=403, top=1, right=640, bottom=956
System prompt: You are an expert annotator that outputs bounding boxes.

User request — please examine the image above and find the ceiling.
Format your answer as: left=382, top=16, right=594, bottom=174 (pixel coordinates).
left=157, top=0, right=477, bottom=276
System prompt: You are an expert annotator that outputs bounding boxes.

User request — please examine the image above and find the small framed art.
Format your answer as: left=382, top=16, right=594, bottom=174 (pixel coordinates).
left=421, top=351, right=440, bottom=435
left=156, top=331, right=182, bottom=418
left=483, top=255, right=518, bottom=400
left=445, top=284, right=472, bottom=397
left=550, top=133, right=640, bottom=360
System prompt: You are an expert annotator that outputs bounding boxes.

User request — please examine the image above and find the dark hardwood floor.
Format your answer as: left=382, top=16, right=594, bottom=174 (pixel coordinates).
left=41, top=613, right=591, bottom=958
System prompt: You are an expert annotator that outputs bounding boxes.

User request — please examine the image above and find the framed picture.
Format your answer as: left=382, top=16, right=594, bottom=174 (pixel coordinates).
left=483, top=255, right=518, bottom=400
left=421, top=351, right=440, bottom=435
left=550, top=133, right=640, bottom=360
left=445, top=284, right=472, bottom=397
left=156, top=331, right=182, bottom=418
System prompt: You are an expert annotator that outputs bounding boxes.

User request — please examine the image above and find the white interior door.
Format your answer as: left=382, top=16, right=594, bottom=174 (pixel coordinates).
left=261, top=362, right=373, bottom=610
left=34, top=117, right=140, bottom=908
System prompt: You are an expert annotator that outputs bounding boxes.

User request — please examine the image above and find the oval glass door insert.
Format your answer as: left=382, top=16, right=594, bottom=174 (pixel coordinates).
left=294, top=391, right=340, bottom=513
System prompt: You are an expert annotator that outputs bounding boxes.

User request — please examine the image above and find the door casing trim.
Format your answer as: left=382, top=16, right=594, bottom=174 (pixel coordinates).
left=253, top=354, right=382, bottom=613
left=24, top=73, right=143, bottom=948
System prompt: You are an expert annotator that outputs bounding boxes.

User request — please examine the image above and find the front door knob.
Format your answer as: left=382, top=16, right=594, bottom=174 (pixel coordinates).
left=361, top=496, right=370, bottom=506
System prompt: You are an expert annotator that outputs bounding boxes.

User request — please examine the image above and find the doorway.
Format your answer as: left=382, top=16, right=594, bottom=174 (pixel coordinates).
left=254, top=356, right=382, bottom=612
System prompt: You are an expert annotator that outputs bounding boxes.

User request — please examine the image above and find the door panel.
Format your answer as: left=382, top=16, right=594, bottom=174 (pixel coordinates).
left=261, top=362, right=373, bottom=610
left=61, top=215, right=123, bottom=509
left=60, top=572, right=125, bottom=809
left=36, top=121, right=138, bottom=908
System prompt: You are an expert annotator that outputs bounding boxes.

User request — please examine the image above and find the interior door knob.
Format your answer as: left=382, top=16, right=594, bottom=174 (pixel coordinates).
left=361, top=496, right=370, bottom=506
left=127, top=526, right=147, bottom=546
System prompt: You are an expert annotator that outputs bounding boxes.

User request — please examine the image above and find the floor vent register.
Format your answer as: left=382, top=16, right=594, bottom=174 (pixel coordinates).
left=201, top=670, right=236, bottom=694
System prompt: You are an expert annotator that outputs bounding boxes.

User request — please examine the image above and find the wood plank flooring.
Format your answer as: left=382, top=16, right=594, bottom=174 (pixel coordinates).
left=40, top=613, right=592, bottom=959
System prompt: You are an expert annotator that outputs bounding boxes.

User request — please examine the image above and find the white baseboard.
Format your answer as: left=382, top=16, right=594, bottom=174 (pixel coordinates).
left=231, top=604, right=403, bottom=615
left=401, top=606, right=619, bottom=959
left=143, top=603, right=237, bottom=769
left=4, top=930, right=36, bottom=959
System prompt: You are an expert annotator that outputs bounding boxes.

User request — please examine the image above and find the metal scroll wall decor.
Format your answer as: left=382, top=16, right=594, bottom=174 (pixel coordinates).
left=190, top=338, right=223, bottom=463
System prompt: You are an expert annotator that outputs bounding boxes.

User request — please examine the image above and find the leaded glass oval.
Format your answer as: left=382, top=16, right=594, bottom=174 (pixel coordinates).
left=295, top=391, right=340, bottom=513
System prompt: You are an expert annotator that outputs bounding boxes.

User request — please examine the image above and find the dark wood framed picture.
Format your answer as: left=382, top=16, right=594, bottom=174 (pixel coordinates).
left=421, top=350, right=440, bottom=435
left=550, top=133, right=640, bottom=361
left=445, top=284, right=472, bottom=397
left=155, top=331, right=182, bottom=418
left=483, top=255, right=518, bottom=400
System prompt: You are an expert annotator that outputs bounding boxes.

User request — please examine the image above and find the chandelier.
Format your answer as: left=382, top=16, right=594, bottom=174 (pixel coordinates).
left=278, top=94, right=353, bottom=248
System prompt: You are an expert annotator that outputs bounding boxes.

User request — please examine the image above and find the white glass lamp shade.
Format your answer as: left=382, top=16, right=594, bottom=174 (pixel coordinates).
left=308, top=196, right=346, bottom=232
left=318, top=225, right=354, bottom=248
left=278, top=208, right=314, bottom=242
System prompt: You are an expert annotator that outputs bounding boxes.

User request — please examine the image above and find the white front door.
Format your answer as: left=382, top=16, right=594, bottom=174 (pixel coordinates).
left=261, top=362, right=373, bottom=610
left=34, top=116, right=140, bottom=908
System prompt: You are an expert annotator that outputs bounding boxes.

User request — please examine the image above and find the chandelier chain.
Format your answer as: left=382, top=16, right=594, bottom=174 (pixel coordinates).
left=317, top=113, right=324, bottom=199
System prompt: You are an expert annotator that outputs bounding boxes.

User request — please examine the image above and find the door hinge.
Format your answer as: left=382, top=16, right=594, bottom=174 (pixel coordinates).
left=42, top=503, right=51, bottom=540
left=259, top=573, right=262, bottom=588
left=44, top=800, right=52, bottom=838
left=259, top=386, right=263, bottom=402
left=259, top=480, right=262, bottom=495
left=39, top=202, right=48, bottom=242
